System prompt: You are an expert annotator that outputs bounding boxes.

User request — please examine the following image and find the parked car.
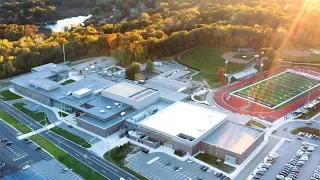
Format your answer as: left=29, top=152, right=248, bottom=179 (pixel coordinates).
left=60, top=168, right=68, bottom=173
left=22, top=165, right=30, bottom=170
left=6, top=142, right=13, bottom=146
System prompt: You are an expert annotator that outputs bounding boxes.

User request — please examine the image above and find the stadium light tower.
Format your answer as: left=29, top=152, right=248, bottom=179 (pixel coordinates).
left=225, top=60, right=228, bottom=82
left=260, top=51, right=264, bottom=72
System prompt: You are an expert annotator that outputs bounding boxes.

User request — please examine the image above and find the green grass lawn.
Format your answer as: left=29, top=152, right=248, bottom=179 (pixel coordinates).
left=60, top=79, right=76, bottom=86
left=194, top=94, right=207, bottom=101
left=180, top=46, right=246, bottom=73
left=233, top=53, right=255, bottom=60
left=286, top=53, right=320, bottom=63
left=0, top=90, right=21, bottom=101
left=58, top=111, right=69, bottom=117
left=103, top=142, right=147, bottom=180
left=251, top=120, right=266, bottom=129
left=13, top=103, right=51, bottom=125
left=195, top=153, right=236, bottom=173
left=0, top=110, right=32, bottom=133
left=291, top=127, right=320, bottom=136
left=51, top=127, right=91, bottom=148
left=192, top=72, right=221, bottom=88
left=0, top=111, right=104, bottom=180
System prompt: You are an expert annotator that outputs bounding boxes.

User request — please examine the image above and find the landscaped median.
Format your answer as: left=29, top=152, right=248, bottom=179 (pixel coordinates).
left=195, top=153, right=236, bottom=173
left=291, top=127, right=320, bottom=136
left=0, top=110, right=105, bottom=180
left=13, top=102, right=91, bottom=148
left=246, top=120, right=267, bottom=129
left=103, top=142, right=147, bottom=180
left=50, top=126, right=91, bottom=148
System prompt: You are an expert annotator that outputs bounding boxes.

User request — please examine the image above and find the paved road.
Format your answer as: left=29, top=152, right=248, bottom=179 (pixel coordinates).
left=0, top=100, right=137, bottom=180
left=274, top=119, right=320, bottom=138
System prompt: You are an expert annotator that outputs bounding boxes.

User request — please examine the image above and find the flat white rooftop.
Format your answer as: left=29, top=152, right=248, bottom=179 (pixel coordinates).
left=139, top=102, right=228, bottom=139
left=103, top=82, right=146, bottom=98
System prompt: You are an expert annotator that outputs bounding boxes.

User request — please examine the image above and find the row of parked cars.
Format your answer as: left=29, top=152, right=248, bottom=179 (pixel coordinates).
left=198, top=164, right=226, bottom=180
left=311, top=165, right=320, bottom=180
left=276, top=142, right=316, bottom=180
left=253, top=152, right=279, bottom=179
left=297, top=132, right=320, bottom=140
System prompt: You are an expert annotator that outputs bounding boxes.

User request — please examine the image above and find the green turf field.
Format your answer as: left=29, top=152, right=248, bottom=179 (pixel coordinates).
left=233, top=53, right=255, bottom=60
left=180, top=47, right=246, bottom=73
left=231, top=71, right=320, bottom=109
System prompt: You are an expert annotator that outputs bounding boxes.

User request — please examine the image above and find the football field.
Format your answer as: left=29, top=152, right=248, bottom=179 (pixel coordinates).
left=230, top=70, right=320, bottom=109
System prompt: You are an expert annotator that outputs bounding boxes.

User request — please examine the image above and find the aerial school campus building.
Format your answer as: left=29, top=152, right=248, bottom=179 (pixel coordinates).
left=11, top=63, right=264, bottom=164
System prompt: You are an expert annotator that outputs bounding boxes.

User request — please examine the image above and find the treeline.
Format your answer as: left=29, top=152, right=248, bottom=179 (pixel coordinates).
left=1, top=0, right=320, bottom=78
left=0, top=0, right=98, bottom=23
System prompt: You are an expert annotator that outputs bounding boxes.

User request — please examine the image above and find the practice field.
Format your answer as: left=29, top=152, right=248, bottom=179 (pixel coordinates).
left=179, top=46, right=246, bottom=73
left=287, top=53, right=320, bottom=63
left=230, top=70, right=320, bottom=109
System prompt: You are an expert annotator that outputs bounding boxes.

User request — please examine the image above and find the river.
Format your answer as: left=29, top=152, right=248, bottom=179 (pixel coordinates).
left=44, top=15, right=92, bottom=32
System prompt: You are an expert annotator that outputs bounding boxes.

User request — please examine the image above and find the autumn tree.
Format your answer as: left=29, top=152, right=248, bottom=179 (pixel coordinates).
left=125, top=61, right=141, bottom=80
left=146, top=59, right=154, bottom=72
left=217, top=67, right=226, bottom=84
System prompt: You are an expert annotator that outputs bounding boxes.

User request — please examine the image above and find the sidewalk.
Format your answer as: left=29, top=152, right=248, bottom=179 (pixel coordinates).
left=17, top=121, right=61, bottom=140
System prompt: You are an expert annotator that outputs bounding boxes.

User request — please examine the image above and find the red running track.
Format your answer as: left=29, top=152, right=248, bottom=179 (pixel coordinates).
left=213, top=65, right=320, bottom=122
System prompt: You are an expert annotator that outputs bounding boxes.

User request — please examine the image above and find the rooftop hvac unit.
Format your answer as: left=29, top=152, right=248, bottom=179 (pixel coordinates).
left=100, top=110, right=105, bottom=114
left=149, top=107, right=158, bottom=115
left=120, top=112, right=126, bottom=116
left=133, top=113, right=146, bottom=122
left=92, top=89, right=102, bottom=96
left=106, top=106, right=111, bottom=109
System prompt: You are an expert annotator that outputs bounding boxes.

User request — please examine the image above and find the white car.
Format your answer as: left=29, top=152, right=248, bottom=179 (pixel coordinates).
left=298, top=132, right=302, bottom=136
left=23, top=165, right=30, bottom=170
left=187, top=159, right=193, bottom=163
left=285, top=138, right=292, bottom=142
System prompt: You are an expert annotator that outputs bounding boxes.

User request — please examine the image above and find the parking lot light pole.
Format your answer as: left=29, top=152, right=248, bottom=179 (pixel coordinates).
left=260, top=51, right=264, bottom=72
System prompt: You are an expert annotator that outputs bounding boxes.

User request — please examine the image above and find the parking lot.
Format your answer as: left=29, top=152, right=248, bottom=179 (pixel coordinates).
left=125, top=151, right=227, bottom=180
left=0, top=120, right=81, bottom=180
left=256, top=135, right=320, bottom=180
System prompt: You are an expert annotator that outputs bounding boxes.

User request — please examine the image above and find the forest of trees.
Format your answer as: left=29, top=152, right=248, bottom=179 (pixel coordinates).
left=0, top=0, right=320, bottom=78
